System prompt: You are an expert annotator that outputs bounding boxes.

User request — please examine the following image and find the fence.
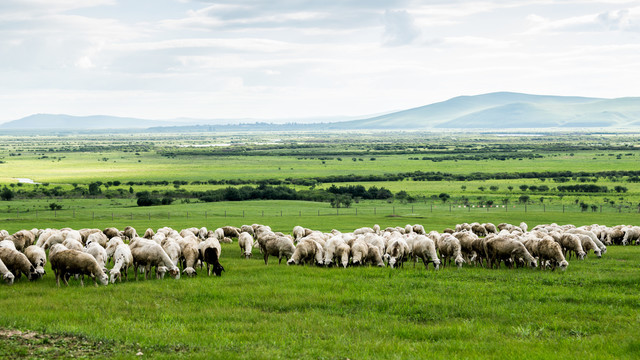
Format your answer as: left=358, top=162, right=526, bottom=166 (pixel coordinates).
left=1, top=203, right=638, bottom=223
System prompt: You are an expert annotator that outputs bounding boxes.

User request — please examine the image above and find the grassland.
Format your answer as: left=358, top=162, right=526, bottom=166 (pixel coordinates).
left=0, top=132, right=639, bottom=359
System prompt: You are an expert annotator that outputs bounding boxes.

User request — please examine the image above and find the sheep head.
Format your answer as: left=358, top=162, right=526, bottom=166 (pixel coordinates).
left=286, top=258, right=297, bottom=266
left=558, top=260, right=569, bottom=271
left=594, top=249, right=602, bottom=258
left=183, top=267, right=197, bottom=277
left=433, top=258, right=441, bottom=270
left=212, top=263, right=224, bottom=276
left=109, top=270, right=121, bottom=284
left=168, top=266, right=180, bottom=279
left=577, top=251, right=586, bottom=260
left=97, top=272, right=109, bottom=286
left=454, top=255, right=465, bottom=268
left=3, top=272, right=14, bottom=285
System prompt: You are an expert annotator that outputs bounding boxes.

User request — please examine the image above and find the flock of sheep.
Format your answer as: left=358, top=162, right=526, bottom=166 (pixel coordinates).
left=0, top=222, right=637, bottom=287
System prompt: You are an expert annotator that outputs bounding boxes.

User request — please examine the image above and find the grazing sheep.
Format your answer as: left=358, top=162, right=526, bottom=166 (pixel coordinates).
left=0, top=257, right=15, bottom=285
left=537, top=239, right=568, bottom=271
left=85, top=242, right=108, bottom=272
left=471, top=223, right=487, bottom=237
left=557, top=234, right=586, bottom=260
left=105, top=237, right=125, bottom=264
left=0, top=239, right=17, bottom=251
left=109, top=244, right=133, bottom=283
left=453, top=231, right=478, bottom=263
left=86, top=232, right=109, bottom=248
left=240, top=225, right=254, bottom=237
left=198, top=237, right=224, bottom=276
left=41, top=231, right=65, bottom=249
left=384, top=238, right=408, bottom=268
left=24, top=245, right=47, bottom=276
left=605, top=226, right=625, bottom=245
left=576, top=234, right=601, bottom=258
left=103, top=227, right=121, bottom=239
left=483, top=223, right=498, bottom=234
left=568, top=228, right=606, bottom=254
left=323, top=236, right=350, bottom=268
left=260, top=234, right=295, bottom=265
left=470, top=237, right=488, bottom=267
left=48, top=244, right=68, bottom=259
left=143, top=228, right=155, bottom=239
left=62, top=238, right=84, bottom=251
left=287, top=239, right=323, bottom=266
left=78, top=228, right=101, bottom=244
left=349, top=238, right=369, bottom=266
left=238, top=232, right=254, bottom=259
left=161, top=237, right=182, bottom=268
left=221, top=226, right=241, bottom=238
left=35, top=229, right=57, bottom=247
left=411, top=235, right=440, bottom=270
left=49, top=249, right=108, bottom=287
left=292, top=226, right=306, bottom=241
left=622, top=226, right=640, bottom=246
left=177, top=236, right=199, bottom=277
left=437, top=234, right=465, bottom=268
left=484, top=236, right=537, bottom=269
left=0, top=248, right=40, bottom=281
left=130, top=238, right=180, bottom=280
left=123, top=226, right=138, bottom=240
left=11, top=230, right=35, bottom=252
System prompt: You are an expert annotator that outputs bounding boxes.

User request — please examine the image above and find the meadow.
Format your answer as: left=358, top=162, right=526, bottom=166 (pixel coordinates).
left=0, top=131, right=639, bottom=359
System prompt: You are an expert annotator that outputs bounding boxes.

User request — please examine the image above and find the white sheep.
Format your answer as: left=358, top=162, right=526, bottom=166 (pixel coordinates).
left=437, top=234, right=465, bottom=268
left=411, top=235, right=440, bottom=270
left=287, top=239, right=323, bottom=266
left=24, top=245, right=47, bottom=276
left=484, top=236, right=537, bottom=269
left=130, top=238, right=180, bottom=280
left=109, top=244, right=133, bottom=283
left=198, top=237, right=224, bottom=276
left=0, top=257, right=15, bottom=285
left=62, top=238, right=84, bottom=251
left=259, top=234, right=295, bottom=265
left=86, top=232, right=109, bottom=248
left=85, top=242, right=108, bottom=272
left=49, top=249, right=108, bottom=287
left=105, top=236, right=125, bottom=264
left=0, top=239, right=17, bottom=251
left=238, top=232, right=254, bottom=259
left=384, top=238, right=408, bottom=268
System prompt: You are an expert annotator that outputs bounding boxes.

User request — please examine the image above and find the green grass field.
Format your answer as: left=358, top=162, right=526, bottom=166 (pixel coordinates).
left=1, top=132, right=639, bottom=359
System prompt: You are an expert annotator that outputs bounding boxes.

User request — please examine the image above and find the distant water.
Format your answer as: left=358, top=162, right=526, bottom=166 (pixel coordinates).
left=15, top=178, right=38, bottom=184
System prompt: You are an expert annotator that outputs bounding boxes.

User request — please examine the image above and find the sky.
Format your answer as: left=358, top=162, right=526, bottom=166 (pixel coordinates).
left=1, top=0, right=639, bottom=122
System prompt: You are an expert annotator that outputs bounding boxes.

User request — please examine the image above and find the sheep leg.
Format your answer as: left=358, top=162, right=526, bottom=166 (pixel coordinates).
left=80, top=275, right=84, bottom=287
left=263, top=253, right=269, bottom=265
left=55, top=272, right=61, bottom=287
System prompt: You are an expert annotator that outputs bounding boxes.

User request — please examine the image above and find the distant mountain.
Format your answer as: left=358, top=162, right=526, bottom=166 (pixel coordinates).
left=331, top=92, right=640, bottom=129
left=0, top=114, right=171, bottom=129
left=3, top=92, right=639, bottom=131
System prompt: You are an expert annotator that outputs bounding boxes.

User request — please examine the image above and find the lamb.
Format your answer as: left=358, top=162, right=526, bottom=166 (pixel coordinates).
left=238, top=232, right=254, bottom=259
left=411, top=235, right=440, bottom=270
left=537, top=238, right=568, bottom=271
left=11, top=230, right=35, bottom=252
left=85, top=242, right=108, bottom=272
left=0, top=257, right=15, bottom=285
left=484, top=236, right=537, bottom=269
left=24, top=245, right=47, bottom=276
left=0, top=247, right=40, bottom=281
left=287, top=238, right=323, bottom=266
left=197, top=237, right=224, bottom=276
left=130, top=238, right=180, bottom=280
left=109, top=244, right=133, bottom=283
left=260, top=234, right=295, bottom=265
left=49, top=249, right=108, bottom=286
left=557, top=234, right=586, bottom=260
left=437, top=234, right=465, bottom=268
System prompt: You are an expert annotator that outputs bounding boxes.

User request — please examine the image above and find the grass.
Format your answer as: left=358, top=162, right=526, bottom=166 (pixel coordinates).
left=1, top=240, right=639, bottom=359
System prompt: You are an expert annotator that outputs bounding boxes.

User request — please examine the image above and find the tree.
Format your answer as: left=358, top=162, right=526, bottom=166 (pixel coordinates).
left=461, top=185, right=467, bottom=191
left=489, top=185, right=499, bottom=191
left=438, top=193, right=450, bottom=203
left=49, top=202, right=63, bottom=210
left=88, top=182, right=101, bottom=195
left=519, top=185, right=529, bottom=192
left=478, top=186, right=486, bottom=192
left=0, top=187, right=14, bottom=201
left=518, top=195, right=530, bottom=204
left=507, top=186, right=514, bottom=192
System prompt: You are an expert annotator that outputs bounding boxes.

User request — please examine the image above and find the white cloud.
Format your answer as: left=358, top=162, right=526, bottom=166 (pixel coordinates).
left=383, top=10, right=421, bottom=46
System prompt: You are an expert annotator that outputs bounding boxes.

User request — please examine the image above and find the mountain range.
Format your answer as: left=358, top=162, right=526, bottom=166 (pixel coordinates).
left=2, top=92, right=639, bottom=131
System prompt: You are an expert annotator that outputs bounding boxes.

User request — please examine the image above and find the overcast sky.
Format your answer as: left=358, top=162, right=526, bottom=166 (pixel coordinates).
left=1, top=0, right=639, bottom=121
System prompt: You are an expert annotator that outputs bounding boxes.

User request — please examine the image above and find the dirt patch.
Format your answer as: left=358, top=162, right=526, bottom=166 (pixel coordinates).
left=0, top=328, right=129, bottom=359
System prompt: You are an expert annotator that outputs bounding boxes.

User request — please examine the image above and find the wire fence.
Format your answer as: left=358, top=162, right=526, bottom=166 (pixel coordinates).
left=1, top=203, right=639, bottom=222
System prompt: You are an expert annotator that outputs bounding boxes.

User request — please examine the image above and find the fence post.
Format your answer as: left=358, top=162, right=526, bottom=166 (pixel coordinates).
left=525, top=204, right=527, bottom=213
left=225, top=210, right=226, bottom=218
left=337, top=208, right=339, bottom=216
left=17, top=209, right=19, bottom=218
left=281, top=210, right=283, bottom=217
left=563, top=205, right=565, bottom=213
left=93, top=212, right=95, bottom=220
left=131, top=212, right=133, bottom=220
left=262, top=210, right=264, bottom=217
left=73, top=209, right=75, bottom=218
left=148, top=212, right=150, bottom=220
left=318, top=210, right=320, bottom=216
left=393, top=206, right=395, bottom=215
left=36, top=210, right=38, bottom=219
left=168, top=212, right=170, bottom=219
left=355, top=208, right=357, bottom=216
left=374, top=207, right=376, bottom=215
left=299, top=210, right=301, bottom=217
left=187, top=211, right=189, bottom=219
left=449, top=204, right=451, bottom=213
left=600, top=205, right=602, bottom=213
left=112, top=212, right=114, bottom=221
left=543, top=204, right=545, bottom=212
left=243, top=210, right=245, bottom=218
left=55, top=209, right=57, bottom=218
left=431, top=204, right=433, bottom=212
left=411, top=205, right=414, bottom=213
left=205, top=211, right=207, bottom=219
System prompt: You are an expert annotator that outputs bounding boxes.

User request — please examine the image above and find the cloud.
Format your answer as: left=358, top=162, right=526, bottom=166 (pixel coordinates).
left=383, top=10, right=421, bottom=46
left=526, top=7, right=640, bottom=33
